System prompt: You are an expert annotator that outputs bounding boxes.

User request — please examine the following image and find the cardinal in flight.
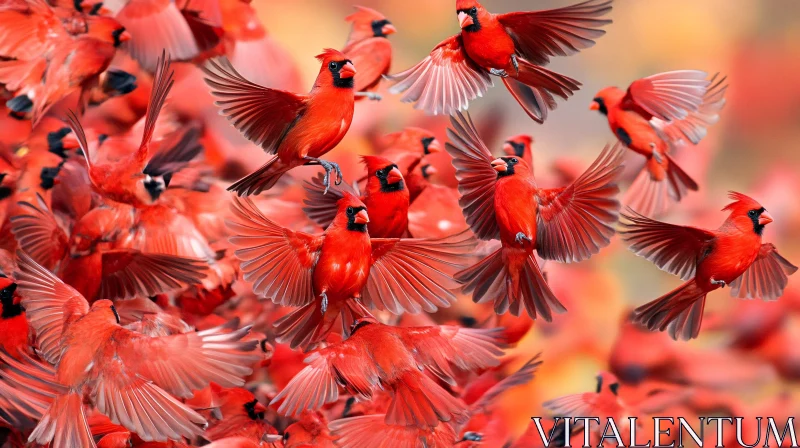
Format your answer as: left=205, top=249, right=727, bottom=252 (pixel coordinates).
left=386, top=0, right=612, bottom=122
left=204, top=48, right=357, bottom=195
left=0, top=251, right=261, bottom=448
left=591, top=71, right=728, bottom=217
left=621, top=192, right=797, bottom=340
left=342, top=5, right=396, bottom=101
left=227, top=193, right=475, bottom=349
left=271, top=318, right=504, bottom=429
left=446, top=111, right=624, bottom=320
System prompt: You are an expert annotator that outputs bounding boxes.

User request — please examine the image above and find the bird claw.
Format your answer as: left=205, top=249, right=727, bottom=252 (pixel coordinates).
left=317, top=160, right=343, bottom=194
left=320, top=292, right=328, bottom=314
left=711, top=278, right=727, bottom=288
left=511, top=55, right=519, bottom=76
left=515, top=232, right=532, bottom=245
left=489, top=68, right=508, bottom=78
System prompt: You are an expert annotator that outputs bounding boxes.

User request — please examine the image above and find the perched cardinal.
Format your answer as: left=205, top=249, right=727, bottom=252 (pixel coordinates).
left=227, top=194, right=474, bottom=349
left=0, top=251, right=261, bottom=448
left=67, top=52, right=200, bottom=207
left=591, top=71, right=728, bottom=216
left=446, top=112, right=624, bottom=320
left=0, top=1, right=130, bottom=123
left=621, top=192, right=797, bottom=340
left=502, top=134, right=533, bottom=166
left=271, top=318, right=504, bottom=428
left=386, top=0, right=612, bottom=122
left=303, top=155, right=410, bottom=238
left=342, top=5, right=395, bottom=100
left=203, top=48, right=357, bottom=195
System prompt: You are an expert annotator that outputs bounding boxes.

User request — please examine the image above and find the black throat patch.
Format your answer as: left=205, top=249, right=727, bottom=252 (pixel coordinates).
left=346, top=206, right=368, bottom=232
left=0, top=283, right=22, bottom=319
left=749, top=207, right=767, bottom=235
left=371, top=19, right=391, bottom=37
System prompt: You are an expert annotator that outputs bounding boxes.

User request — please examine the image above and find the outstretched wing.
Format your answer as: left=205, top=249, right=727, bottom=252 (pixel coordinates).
left=535, top=143, right=625, bottom=263
left=364, top=231, right=476, bottom=314
left=444, top=111, right=500, bottom=240
left=619, top=209, right=717, bottom=280
left=13, top=251, right=89, bottom=365
left=497, top=0, right=613, bottom=65
left=227, top=196, right=323, bottom=307
left=97, top=250, right=207, bottom=300
left=652, top=73, right=728, bottom=147
left=385, top=35, right=492, bottom=116
left=730, top=244, right=797, bottom=301
left=9, top=193, right=68, bottom=270
left=203, top=57, right=307, bottom=154
left=623, top=70, right=710, bottom=121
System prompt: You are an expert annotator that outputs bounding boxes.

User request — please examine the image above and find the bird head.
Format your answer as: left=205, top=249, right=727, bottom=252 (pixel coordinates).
left=134, top=174, right=166, bottom=205
left=282, top=411, right=330, bottom=448
left=456, top=0, right=487, bottom=32
left=382, top=127, right=441, bottom=155
left=590, top=87, right=624, bottom=116
left=595, top=371, right=621, bottom=396
left=346, top=6, right=396, bottom=40
left=0, top=277, right=22, bottom=319
left=85, top=16, right=130, bottom=47
left=90, top=299, right=120, bottom=325
left=503, top=134, right=533, bottom=161
left=491, top=155, right=529, bottom=179
left=316, top=48, right=356, bottom=89
left=421, top=163, right=437, bottom=179
left=336, top=192, right=369, bottom=232
left=362, top=155, right=405, bottom=193
left=722, top=191, right=772, bottom=236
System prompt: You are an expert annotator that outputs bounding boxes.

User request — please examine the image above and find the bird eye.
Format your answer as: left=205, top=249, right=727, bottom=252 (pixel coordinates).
left=748, top=210, right=757, bottom=217
left=283, top=433, right=290, bottom=442
left=511, top=157, right=518, bottom=163
left=470, top=6, right=477, bottom=13
left=329, top=61, right=338, bottom=70
left=346, top=206, right=354, bottom=215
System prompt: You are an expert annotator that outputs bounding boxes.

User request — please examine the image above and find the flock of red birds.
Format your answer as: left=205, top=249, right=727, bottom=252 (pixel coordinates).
left=0, top=0, right=796, bottom=447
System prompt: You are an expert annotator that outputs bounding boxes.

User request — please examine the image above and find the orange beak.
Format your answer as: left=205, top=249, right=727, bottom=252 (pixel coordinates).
left=458, top=11, right=474, bottom=29
left=354, top=209, right=370, bottom=224
left=382, top=23, right=397, bottom=35
left=254, top=401, right=268, bottom=414
left=425, top=138, right=441, bottom=153
left=589, top=101, right=600, bottom=111
left=759, top=211, right=773, bottom=226
left=339, top=61, right=356, bottom=79
left=422, top=164, right=437, bottom=177
left=118, top=30, right=132, bottom=43
left=491, top=158, right=507, bottom=173
left=386, top=167, right=404, bottom=184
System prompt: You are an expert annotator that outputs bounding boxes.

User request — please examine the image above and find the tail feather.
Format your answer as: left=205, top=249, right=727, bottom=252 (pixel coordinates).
left=386, top=371, right=466, bottom=429
left=29, top=392, right=93, bottom=448
left=457, top=247, right=565, bottom=321
left=502, top=58, right=580, bottom=123
left=274, top=301, right=369, bottom=351
left=228, top=156, right=291, bottom=196
left=633, top=280, right=707, bottom=340
left=626, top=154, right=698, bottom=217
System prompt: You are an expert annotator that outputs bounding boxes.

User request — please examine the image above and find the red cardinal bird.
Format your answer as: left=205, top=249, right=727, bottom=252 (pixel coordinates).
left=591, top=71, right=728, bottom=216
left=0, top=1, right=130, bottom=123
left=303, top=155, right=410, bottom=238
left=271, top=318, right=503, bottom=428
left=282, top=411, right=336, bottom=448
left=67, top=53, right=200, bottom=207
left=203, top=385, right=279, bottom=444
left=0, top=251, right=260, bottom=448
left=502, top=134, right=533, bottom=166
left=203, top=48, right=357, bottom=195
left=227, top=194, right=474, bottom=349
left=0, top=276, right=28, bottom=359
left=621, top=192, right=797, bottom=340
left=446, top=112, right=624, bottom=320
left=386, top=0, right=612, bottom=122
left=342, top=5, right=396, bottom=101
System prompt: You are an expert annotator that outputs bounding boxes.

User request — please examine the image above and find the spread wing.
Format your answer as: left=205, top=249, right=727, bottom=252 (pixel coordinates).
left=203, top=57, right=307, bottom=154
left=363, top=231, right=476, bottom=314
left=227, top=196, right=322, bottom=307
left=385, top=35, right=492, bottom=116
left=619, top=209, right=717, bottom=280
left=9, top=193, right=68, bottom=271
left=302, top=173, right=360, bottom=229
left=651, top=73, right=728, bottom=147
left=730, top=244, right=797, bottom=301
left=97, top=249, right=207, bottom=300
left=497, top=0, right=612, bottom=65
left=444, top=111, right=500, bottom=240
left=344, top=37, right=392, bottom=93
left=271, top=340, right=379, bottom=417
left=623, top=70, right=710, bottom=121
left=13, top=251, right=89, bottom=365
left=535, top=143, right=625, bottom=263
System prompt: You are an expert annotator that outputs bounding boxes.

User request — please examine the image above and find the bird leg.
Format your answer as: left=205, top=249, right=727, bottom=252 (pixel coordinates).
left=515, top=232, right=532, bottom=245
left=304, top=157, right=343, bottom=194
left=489, top=68, right=509, bottom=78
left=320, top=291, right=329, bottom=314
left=650, top=144, right=664, bottom=164
left=710, top=278, right=727, bottom=288
left=511, top=55, right=519, bottom=76
left=355, top=91, right=382, bottom=101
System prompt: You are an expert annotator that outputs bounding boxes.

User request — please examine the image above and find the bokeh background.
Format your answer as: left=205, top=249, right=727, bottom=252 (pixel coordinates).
left=244, top=0, right=800, bottom=440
